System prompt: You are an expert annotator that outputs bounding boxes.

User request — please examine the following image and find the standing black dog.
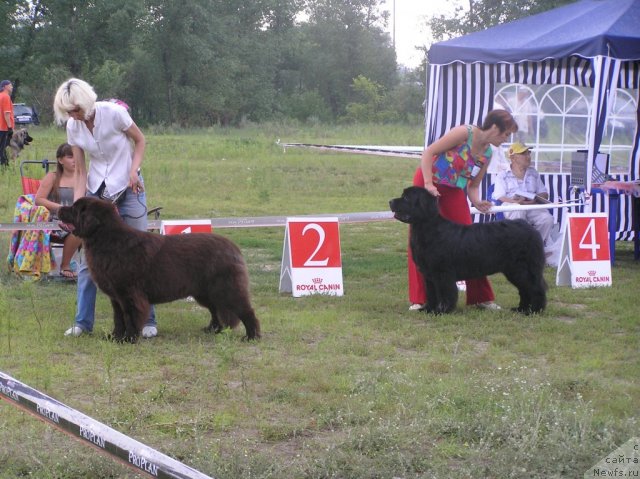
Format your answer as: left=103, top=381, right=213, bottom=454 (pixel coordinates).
left=58, top=197, right=261, bottom=342
left=390, top=186, right=547, bottom=314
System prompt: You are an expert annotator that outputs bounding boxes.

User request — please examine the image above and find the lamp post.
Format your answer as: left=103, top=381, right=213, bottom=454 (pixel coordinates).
left=392, top=0, right=396, bottom=48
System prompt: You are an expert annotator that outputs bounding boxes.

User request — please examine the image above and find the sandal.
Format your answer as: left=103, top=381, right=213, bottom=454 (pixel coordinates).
left=60, top=269, right=78, bottom=279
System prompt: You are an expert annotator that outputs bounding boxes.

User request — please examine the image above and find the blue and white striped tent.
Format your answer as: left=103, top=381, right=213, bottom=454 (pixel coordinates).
left=426, top=0, right=640, bottom=238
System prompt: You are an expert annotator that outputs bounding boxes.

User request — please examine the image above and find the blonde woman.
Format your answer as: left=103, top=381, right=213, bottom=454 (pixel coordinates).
left=53, top=78, right=157, bottom=338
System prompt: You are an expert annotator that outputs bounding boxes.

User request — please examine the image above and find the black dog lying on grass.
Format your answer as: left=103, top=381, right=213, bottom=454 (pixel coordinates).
left=58, top=197, right=261, bottom=342
left=390, top=186, right=547, bottom=314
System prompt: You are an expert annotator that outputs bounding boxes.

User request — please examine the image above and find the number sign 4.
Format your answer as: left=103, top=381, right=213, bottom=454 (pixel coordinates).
left=556, top=213, right=611, bottom=288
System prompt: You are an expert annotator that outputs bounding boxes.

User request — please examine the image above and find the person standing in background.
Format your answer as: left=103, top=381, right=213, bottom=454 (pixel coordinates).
left=0, top=80, right=14, bottom=166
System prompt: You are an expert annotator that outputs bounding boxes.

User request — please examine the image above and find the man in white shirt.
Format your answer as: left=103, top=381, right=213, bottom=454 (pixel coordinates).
left=492, top=142, right=558, bottom=265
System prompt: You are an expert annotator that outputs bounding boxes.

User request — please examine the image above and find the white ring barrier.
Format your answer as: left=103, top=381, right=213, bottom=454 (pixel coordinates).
left=0, top=370, right=214, bottom=479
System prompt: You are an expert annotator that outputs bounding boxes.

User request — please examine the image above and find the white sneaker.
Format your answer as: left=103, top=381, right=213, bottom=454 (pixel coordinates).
left=476, top=301, right=502, bottom=310
left=408, top=303, right=424, bottom=311
left=142, top=325, right=158, bottom=338
left=64, top=325, right=85, bottom=337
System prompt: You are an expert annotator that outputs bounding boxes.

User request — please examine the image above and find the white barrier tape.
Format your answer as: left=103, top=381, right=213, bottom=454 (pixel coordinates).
left=0, top=221, right=61, bottom=231
left=0, top=203, right=582, bottom=232
left=471, top=201, right=583, bottom=215
left=0, top=370, right=214, bottom=479
left=279, top=142, right=422, bottom=158
left=0, top=211, right=397, bottom=232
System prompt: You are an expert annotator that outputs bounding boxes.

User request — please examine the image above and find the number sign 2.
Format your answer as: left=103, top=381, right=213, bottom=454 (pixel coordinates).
left=279, top=217, right=344, bottom=297
left=556, top=213, right=611, bottom=288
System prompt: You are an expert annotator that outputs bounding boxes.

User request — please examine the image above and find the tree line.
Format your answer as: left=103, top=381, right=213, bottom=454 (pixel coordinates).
left=1, top=0, right=565, bottom=127
left=2, top=0, right=425, bottom=126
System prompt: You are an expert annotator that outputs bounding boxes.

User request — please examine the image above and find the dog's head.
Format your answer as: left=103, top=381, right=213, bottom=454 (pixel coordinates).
left=13, top=129, right=32, bottom=145
left=22, top=129, right=33, bottom=145
left=389, top=186, right=440, bottom=224
left=58, top=197, right=120, bottom=238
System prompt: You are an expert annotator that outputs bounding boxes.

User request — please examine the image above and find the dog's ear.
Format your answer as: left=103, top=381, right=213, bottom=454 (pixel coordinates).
left=77, top=216, right=101, bottom=237
left=72, top=199, right=102, bottom=237
left=416, top=187, right=440, bottom=216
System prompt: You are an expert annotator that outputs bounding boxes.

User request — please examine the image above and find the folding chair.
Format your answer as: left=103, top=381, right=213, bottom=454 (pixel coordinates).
left=17, top=159, right=70, bottom=276
left=20, top=159, right=52, bottom=195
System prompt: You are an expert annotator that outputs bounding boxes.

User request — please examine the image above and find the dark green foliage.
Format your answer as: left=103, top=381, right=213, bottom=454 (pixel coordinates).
left=3, top=0, right=398, bottom=126
left=2, top=0, right=562, bottom=126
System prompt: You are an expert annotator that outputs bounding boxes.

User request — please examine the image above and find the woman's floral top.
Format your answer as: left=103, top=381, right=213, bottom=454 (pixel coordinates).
left=432, top=125, right=492, bottom=189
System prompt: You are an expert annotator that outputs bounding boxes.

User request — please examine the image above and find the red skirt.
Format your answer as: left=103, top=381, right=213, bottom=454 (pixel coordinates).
left=408, top=167, right=495, bottom=305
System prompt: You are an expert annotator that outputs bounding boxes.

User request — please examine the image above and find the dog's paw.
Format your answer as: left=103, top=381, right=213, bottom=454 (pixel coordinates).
left=103, top=332, right=119, bottom=342
left=242, top=333, right=261, bottom=341
left=511, top=306, right=543, bottom=315
left=203, top=325, right=225, bottom=334
left=105, top=331, right=138, bottom=343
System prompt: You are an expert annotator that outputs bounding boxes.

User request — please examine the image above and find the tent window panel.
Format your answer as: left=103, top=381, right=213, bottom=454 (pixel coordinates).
left=563, top=116, right=589, bottom=144
left=494, top=83, right=637, bottom=176
left=600, top=89, right=637, bottom=175
left=537, top=151, right=566, bottom=174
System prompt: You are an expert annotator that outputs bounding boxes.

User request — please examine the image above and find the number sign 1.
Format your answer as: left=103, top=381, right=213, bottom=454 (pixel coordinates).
left=556, top=213, right=612, bottom=288
left=160, top=219, right=212, bottom=235
left=279, top=217, right=344, bottom=297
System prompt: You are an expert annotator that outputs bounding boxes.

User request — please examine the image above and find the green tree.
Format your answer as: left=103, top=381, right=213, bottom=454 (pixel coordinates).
left=344, top=75, right=385, bottom=122
left=298, top=0, right=396, bottom=116
left=9, top=0, right=145, bottom=121
left=428, top=0, right=574, bottom=41
left=128, top=0, right=301, bottom=126
left=2, top=0, right=403, bottom=125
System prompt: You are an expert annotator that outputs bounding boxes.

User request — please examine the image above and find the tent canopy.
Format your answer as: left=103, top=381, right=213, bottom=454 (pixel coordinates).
left=424, top=0, right=640, bottom=234
left=429, top=0, right=640, bottom=64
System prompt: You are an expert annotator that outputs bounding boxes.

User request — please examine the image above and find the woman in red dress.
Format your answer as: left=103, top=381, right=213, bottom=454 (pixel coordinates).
left=409, top=109, right=518, bottom=311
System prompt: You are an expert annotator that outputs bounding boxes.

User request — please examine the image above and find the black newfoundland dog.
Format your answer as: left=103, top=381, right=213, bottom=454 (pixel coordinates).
left=58, top=197, right=261, bottom=342
left=390, top=186, right=547, bottom=314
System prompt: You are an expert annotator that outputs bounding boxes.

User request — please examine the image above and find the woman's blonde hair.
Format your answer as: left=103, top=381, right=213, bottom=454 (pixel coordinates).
left=53, top=78, right=98, bottom=125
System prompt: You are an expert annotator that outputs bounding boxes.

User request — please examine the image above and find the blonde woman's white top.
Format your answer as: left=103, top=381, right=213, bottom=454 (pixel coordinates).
left=66, top=101, right=134, bottom=197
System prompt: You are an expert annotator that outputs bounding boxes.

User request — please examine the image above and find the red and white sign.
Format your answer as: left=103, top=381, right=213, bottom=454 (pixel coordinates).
left=279, top=217, right=344, bottom=297
left=160, top=219, right=212, bottom=235
left=556, top=213, right=612, bottom=288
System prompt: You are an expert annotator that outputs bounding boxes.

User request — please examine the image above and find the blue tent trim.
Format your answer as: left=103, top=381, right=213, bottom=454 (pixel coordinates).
left=429, top=0, right=640, bottom=64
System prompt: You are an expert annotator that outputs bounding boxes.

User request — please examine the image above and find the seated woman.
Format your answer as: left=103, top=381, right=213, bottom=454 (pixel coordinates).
left=35, top=143, right=82, bottom=278
left=492, top=142, right=559, bottom=265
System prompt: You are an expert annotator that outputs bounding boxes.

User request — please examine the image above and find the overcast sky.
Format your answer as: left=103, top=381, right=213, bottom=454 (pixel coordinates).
left=384, top=0, right=461, bottom=68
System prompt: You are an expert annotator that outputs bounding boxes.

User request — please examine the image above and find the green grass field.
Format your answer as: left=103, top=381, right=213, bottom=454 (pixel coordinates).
left=0, top=124, right=638, bottom=478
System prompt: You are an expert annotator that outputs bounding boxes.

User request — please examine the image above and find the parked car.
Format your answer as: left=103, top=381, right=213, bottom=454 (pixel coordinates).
left=13, top=103, right=40, bottom=126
